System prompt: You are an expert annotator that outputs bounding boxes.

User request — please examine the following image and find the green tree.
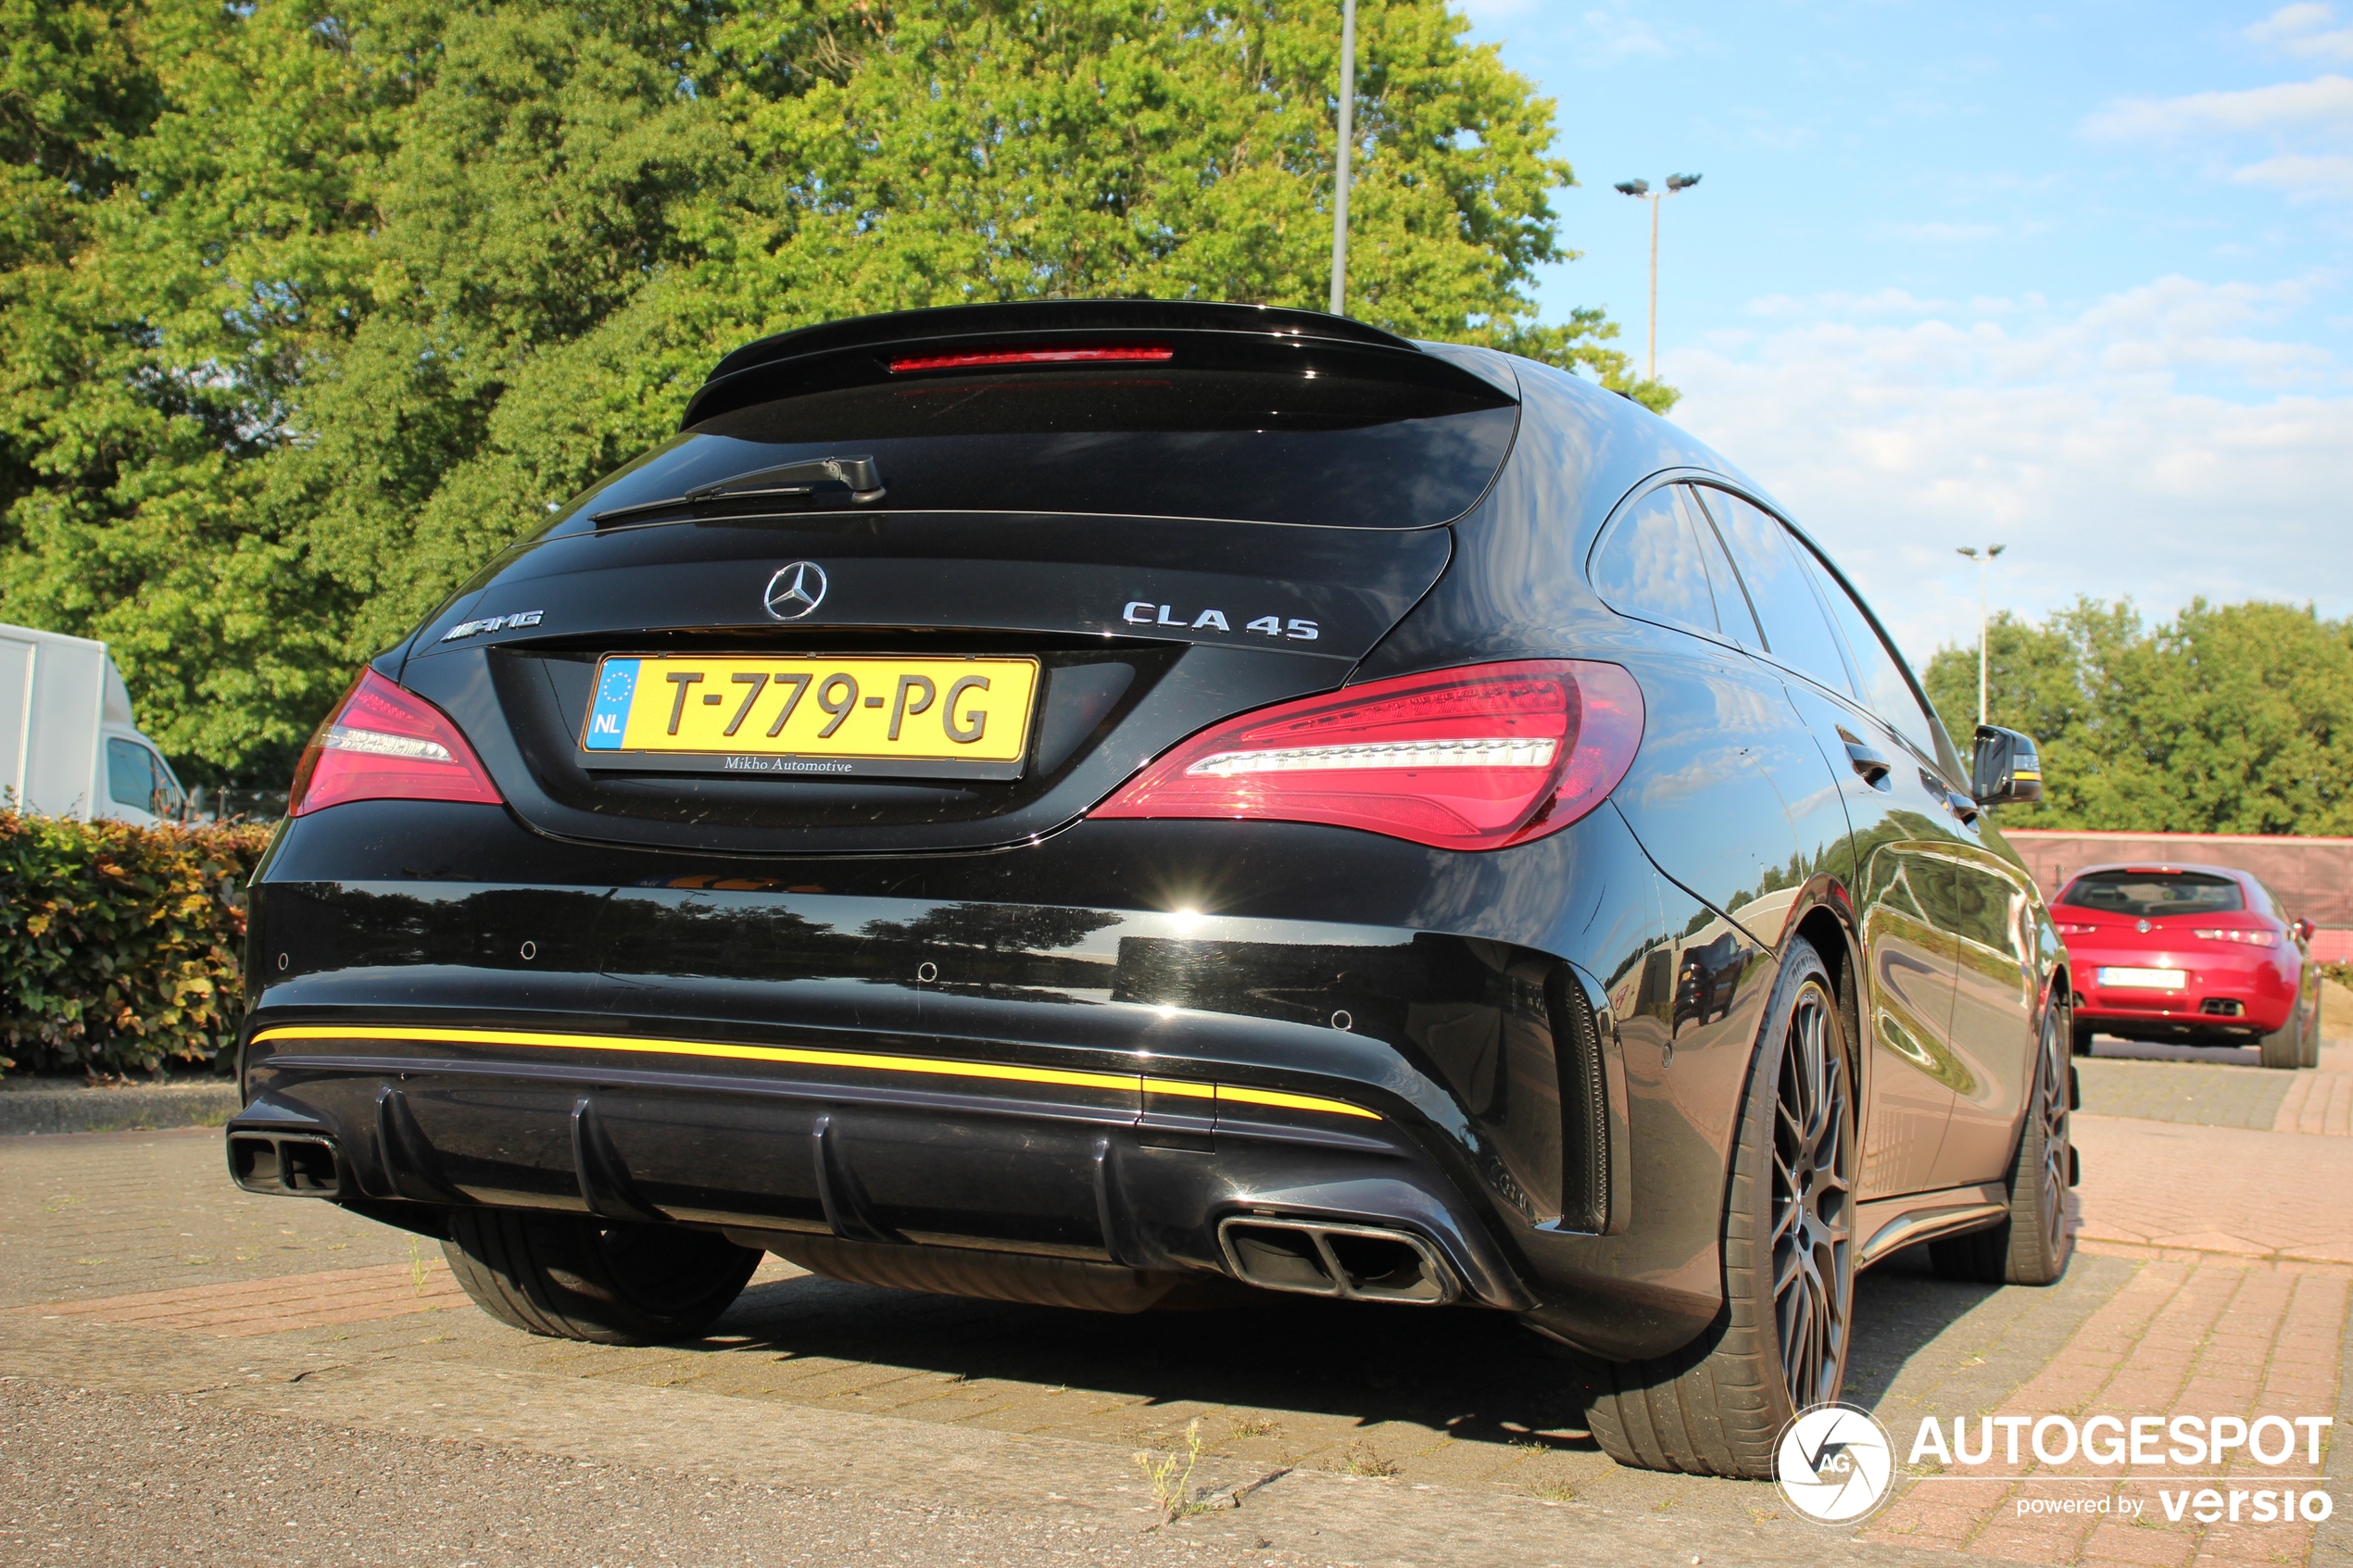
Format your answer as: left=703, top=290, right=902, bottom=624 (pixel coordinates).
left=1923, top=598, right=2353, bottom=835
left=0, top=0, right=1659, bottom=786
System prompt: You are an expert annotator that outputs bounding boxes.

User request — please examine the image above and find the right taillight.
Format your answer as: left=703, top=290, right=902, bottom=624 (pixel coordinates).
left=2192, top=927, right=2278, bottom=947
left=288, top=669, right=504, bottom=817
left=1089, top=660, right=1643, bottom=850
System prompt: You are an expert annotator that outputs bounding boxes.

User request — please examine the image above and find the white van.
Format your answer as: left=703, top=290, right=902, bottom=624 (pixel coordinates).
left=0, top=622, right=185, bottom=825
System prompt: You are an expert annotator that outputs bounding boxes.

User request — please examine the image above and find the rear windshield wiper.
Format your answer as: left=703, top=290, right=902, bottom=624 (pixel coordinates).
left=591, top=456, right=885, bottom=523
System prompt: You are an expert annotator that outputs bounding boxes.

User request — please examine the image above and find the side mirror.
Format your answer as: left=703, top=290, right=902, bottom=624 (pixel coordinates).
left=2296, top=919, right=2315, bottom=942
left=1971, top=724, right=2043, bottom=806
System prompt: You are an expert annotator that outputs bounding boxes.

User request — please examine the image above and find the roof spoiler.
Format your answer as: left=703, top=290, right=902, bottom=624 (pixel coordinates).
left=680, top=299, right=1513, bottom=428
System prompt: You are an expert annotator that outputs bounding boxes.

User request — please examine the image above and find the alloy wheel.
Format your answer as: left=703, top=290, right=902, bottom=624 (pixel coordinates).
left=2036, top=1010, right=2070, bottom=1249
left=1771, top=980, right=1853, bottom=1411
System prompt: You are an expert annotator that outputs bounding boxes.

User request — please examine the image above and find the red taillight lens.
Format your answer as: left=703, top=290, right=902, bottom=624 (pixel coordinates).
left=887, top=345, right=1173, bottom=372
left=2055, top=922, right=2099, bottom=936
left=1090, top=660, right=1643, bottom=850
left=288, top=669, right=504, bottom=817
left=2192, top=927, right=2279, bottom=947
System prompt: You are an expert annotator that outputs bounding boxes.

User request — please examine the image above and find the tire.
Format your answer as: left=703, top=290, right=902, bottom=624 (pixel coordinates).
left=1931, top=994, right=2073, bottom=1286
left=443, top=1210, right=760, bottom=1345
left=1574, top=935, right=1855, bottom=1479
left=2070, top=1018, right=2094, bottom=1057
left=2259, top=1005, right=2303, bottom=1071
left=2300, top=985, right=2322, bottom=1069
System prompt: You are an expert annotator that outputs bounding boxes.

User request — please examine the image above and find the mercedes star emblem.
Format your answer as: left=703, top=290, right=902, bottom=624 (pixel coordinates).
left=763, top=561, right=828, bottom=621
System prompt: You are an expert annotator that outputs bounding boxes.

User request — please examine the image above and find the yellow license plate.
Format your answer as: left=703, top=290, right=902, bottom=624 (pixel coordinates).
left=581, top=655, right=1040, bottom=780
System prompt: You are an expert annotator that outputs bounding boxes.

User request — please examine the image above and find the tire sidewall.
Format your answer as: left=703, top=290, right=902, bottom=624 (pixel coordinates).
left=2007, top=998, right=2073, bottom=1283
left=1730, top=935, right=1857, bottom=1428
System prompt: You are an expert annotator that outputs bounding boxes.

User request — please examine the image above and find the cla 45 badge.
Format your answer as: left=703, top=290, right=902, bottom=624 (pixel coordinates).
left=1122, top=600, right=1318, bottom=640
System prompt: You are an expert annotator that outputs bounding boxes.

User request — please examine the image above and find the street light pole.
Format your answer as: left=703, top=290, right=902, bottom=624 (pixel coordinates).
left=1956, top=544, right=2007, bottom=726
left=1328, top=0, right=1357, bottom=316
left=1614, top=173, right=1701, bottom=381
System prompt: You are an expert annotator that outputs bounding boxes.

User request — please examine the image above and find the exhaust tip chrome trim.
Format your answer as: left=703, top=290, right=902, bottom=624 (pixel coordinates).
left=1215, top=1215, right=1459, bottom=1305
left=226, top=1131, right=346, bottom=1198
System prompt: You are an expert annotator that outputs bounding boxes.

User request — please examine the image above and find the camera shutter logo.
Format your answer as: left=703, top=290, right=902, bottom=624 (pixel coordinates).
left=764, top=562, right=828, bottom=621
left=1776, top=1403, right=1896, bottom=1524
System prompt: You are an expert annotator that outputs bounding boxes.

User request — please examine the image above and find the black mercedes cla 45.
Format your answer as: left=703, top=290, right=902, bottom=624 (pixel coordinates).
left=228, top=300, right=2072, bottom=1478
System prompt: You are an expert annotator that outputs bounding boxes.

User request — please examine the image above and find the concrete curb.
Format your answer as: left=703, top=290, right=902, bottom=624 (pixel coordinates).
left=0, top=1082, right=239, bottom=1136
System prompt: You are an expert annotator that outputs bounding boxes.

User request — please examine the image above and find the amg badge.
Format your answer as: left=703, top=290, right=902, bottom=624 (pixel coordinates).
left=440, top=609, right=544, bottom=642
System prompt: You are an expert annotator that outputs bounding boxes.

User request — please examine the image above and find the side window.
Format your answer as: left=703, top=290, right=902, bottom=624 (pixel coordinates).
left=146, top=749, right=184, bottom=818
left=1690, top=488, right=1854, bottom=696
left=1588, top=488, right=1721, bottom=640
left=106, top=738, right=155, bottom=811
left=1676, top=487, right=1762, bottom=648
left=1803, top=552, right=1946, bottom=764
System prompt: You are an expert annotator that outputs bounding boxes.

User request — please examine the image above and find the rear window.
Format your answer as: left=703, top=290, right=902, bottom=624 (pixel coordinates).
left=549, top=367, right=1517, bottom=534
left=2058, top=871, right=2244, bottom=918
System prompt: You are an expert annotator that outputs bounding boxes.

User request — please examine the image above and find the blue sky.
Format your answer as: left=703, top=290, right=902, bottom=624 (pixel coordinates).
left=1457, top=0, right=2353, bottom=666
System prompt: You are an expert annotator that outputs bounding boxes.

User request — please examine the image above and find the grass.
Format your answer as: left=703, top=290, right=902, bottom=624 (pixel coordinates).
left=1533, top=1481, right=1579, bottom=1503
left=407, top=1237, right=430, bottom=1295
left=1340, top=1444, right=1400, bottom=1479
left=1229, top=1415, right=1281, bottom=1439
left=1133, top=1419, right=1208, bottom=1521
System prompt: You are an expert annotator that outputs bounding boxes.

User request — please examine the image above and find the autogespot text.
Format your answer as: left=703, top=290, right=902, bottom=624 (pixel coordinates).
left=1910, top=1414, right=2335, bottom=1524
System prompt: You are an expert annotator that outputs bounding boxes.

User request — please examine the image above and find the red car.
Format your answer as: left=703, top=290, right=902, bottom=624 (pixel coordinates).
left=2053, top=861, right=2320, bottom=1068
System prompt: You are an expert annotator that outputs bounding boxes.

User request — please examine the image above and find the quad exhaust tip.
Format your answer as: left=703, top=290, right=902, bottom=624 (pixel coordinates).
left=227, top=1132, right=345, bottom=1198
left=1216, top=1215, right=1459, bottom=1305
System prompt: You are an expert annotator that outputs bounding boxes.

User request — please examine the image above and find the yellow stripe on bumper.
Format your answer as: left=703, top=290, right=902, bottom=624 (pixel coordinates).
left=249, top=1024, right=1380, bottom=1121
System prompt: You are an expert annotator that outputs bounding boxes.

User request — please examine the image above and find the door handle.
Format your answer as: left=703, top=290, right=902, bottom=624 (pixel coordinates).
left=1844, top=742, right=1892, bottom=785
left=1927, top=775, right=1982, bottom=827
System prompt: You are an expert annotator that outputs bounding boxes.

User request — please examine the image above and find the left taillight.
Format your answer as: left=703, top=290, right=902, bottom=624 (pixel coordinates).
left=288, top=669, right=504, bottom=818
left=1089, top=660, right=1643, bottom=850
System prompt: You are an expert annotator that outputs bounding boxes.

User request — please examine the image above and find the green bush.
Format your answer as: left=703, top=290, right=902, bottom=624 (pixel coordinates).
left=0, top=810, right=272, bottom=1076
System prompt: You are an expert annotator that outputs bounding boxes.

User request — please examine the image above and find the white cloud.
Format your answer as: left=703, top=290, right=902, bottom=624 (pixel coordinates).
left=1661, top=278, right=2353, bottom=668
left=1579, top=7, right=1672, bottom=60
left=2248, top=3, right=2353, bottom=60
left=2232, top=150, right=2353, bottom=196
left=2082, top=74, right=2353, bottom=141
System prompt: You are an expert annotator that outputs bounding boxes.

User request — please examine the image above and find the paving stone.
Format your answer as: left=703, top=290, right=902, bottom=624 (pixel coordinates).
left=2076, top=1059, right=2300, bottom=1131
left=3, top=1102, right=2347, bottom=1566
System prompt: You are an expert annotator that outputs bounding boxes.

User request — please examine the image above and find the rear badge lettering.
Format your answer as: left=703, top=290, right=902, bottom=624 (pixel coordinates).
left=1122, top=601, right=1318, bottom=641
left=440, top=609, right=544, bottom=643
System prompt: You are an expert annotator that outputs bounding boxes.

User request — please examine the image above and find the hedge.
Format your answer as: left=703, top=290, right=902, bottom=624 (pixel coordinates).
left=0, top=809, right=272, bottom=1075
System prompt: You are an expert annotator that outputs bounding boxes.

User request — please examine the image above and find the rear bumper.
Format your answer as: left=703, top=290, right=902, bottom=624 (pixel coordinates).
left=230, top=1021, right=1533, bottom=1311
left=235, top=797, right=1752, bottom=1359
left=2069, top=945, right=2297, bottom=1036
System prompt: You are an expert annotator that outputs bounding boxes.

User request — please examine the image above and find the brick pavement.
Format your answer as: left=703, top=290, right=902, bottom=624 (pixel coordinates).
left=1864, top=1255, right=2347, bottom=1567
left=0, top=1126, right=413, bottom=1310
left=2277, top=1066, right=2353, bottom=1137
left=23, top=1259, right=470, bottom=1336
left=2075, top=1060, right=2299, bottom=1132
left=2070, top=1118, right=2353, bottom=1263
left=5, top=1041, right=2351, bottom=1566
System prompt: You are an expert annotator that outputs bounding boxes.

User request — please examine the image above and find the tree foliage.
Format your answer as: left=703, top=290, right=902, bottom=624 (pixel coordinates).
left=1923, top=598, right=2353, bottom=835
left=0, top=0, right=1659, bottom=785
